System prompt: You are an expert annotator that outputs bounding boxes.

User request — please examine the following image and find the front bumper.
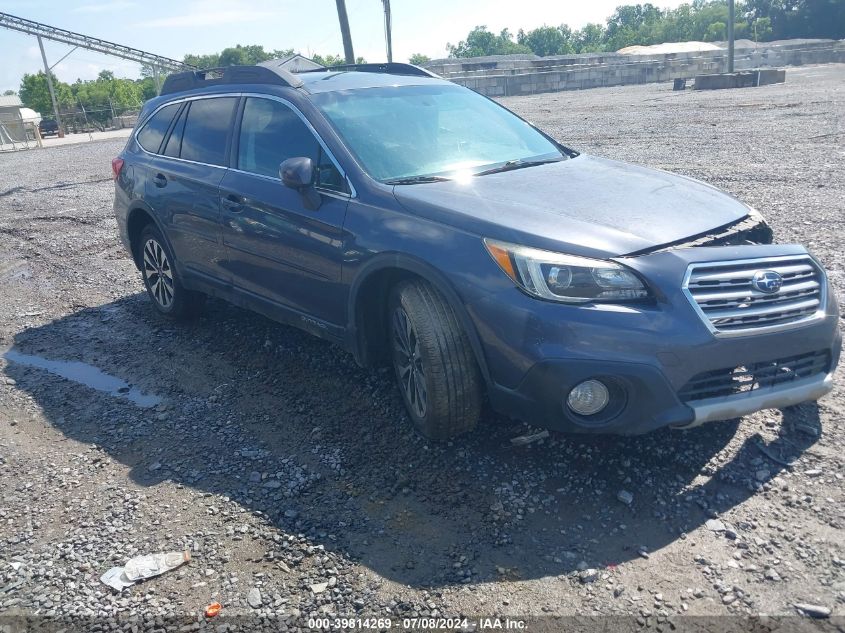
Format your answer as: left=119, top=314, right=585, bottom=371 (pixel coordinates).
left=679, top=372, right=834, bottom=429
left=466, top=244, right=841, bottom=434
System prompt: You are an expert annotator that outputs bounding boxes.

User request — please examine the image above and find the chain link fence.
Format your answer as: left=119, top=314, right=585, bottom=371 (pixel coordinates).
left=0, top=100, right=141, bottom=151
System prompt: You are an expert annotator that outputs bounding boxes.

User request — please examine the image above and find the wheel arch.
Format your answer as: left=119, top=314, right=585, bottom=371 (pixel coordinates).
left=347, top=254, right=491, bottom=385
left=126, top=203, right=171, bottom=270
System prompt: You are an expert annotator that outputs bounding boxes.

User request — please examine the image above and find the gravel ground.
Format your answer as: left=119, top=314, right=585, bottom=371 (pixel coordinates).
left=1, top=64, right=843, bottom=632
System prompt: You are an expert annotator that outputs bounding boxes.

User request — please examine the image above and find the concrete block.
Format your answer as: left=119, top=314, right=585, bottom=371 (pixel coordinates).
left=694, top=68, right=785, bottom=90
left=757, top=68, right=786, bottom=85
left=431, top=40, right=839, bottom=96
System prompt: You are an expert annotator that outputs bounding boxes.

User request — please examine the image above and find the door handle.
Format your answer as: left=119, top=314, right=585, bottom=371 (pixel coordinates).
left=153, top=173, right=167, bottom=188
left=221, top=193, right=244, bottom=213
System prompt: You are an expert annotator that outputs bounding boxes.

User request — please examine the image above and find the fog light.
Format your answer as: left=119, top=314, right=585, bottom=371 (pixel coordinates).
left=567, top=379, right=610, bottom=416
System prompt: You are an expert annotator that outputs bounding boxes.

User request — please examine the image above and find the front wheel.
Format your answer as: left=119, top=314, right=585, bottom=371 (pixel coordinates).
left=389, top=280, right=482, bottom=440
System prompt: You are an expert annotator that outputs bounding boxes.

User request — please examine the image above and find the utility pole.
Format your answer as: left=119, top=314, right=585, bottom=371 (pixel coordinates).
left=335, top=0, right=355, bottom=64
left=727, top=0, right=735, bottom=73
left=37, top=35, right=64, bottom=137
left=382, top=0, right=393, bottom=63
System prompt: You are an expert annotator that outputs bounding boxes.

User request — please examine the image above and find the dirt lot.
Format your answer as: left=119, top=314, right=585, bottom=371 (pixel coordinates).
left=1, top=64, right=843, bottom=631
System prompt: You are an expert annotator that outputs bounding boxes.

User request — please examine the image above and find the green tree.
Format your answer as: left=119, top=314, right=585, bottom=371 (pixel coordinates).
left=573, top=23, right=607, bottom=53
left=71, top=70, right=143, bottom=127
left=693, top=3, right=730, bottom=40
left=517, top=25, right=575, bottom=56
left=136, top=77, right=157, bottom=101
left=3, top=89, right=16, bottom=96
left=659, top=4, right=696, bottom=42
left=706, top=20, right=727, bottom=40
left=183, top=52, right=220, bottom=68
left=311, top=53, right=345, bottom=66
left=219, top=44, right=272, bottom=66
left=409, top=53, right=431, bottom=65
left=604, top=3, right=666, bottom=49
left=747, top=0, right=844, bottom=40
left=447, top=26, right=531, bottom=57
left=750, top=16, right=773, bottom=41
left=270, top=48, right=297, bottom=60
left=184, top=45, right=298, bottom=69
left=19, top=71, right=74, bottom=117
left=311, top=53, right=366, bottom=66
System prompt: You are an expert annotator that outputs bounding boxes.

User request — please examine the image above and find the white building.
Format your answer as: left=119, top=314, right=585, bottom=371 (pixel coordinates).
left=0, top=94, right=30, bottom=144
left=259, top=54, right=325, bottom=73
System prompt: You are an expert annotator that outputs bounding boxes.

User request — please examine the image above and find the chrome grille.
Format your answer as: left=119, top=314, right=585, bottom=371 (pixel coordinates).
left=683, top=255, right=826, bottom=336
left=678, top=350, right=830, bottom=402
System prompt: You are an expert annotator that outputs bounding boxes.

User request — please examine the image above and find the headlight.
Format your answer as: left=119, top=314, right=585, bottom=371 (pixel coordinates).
left=483, top=238, right=649, bottom=303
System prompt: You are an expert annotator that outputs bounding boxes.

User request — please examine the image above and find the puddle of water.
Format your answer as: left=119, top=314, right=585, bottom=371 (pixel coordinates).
left=3, top=349, right=161, bottom=408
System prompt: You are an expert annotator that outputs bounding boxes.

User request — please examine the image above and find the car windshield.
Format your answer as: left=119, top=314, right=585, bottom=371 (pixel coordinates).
left=312, top=83, right=566, bottom=183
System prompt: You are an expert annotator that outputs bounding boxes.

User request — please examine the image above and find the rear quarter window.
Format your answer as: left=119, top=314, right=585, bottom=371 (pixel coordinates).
left=163, top=105, right=187, bottom=158
left=136, top=103, right=180, bottom=153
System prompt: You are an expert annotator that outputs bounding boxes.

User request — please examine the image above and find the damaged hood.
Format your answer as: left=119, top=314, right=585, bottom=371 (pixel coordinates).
left=392, top=154, right=751, bottom=258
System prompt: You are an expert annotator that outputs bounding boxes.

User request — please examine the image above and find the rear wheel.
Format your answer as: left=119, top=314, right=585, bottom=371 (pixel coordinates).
left=389, top=280, right=482, bottom=440
left=138, top=224, right=204, bottom=320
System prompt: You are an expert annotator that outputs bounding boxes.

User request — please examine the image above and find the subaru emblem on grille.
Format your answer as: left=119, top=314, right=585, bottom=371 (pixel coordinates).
left=751, top=270, right=783, bottom=294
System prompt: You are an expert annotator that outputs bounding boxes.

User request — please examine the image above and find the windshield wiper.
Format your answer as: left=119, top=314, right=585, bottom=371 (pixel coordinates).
left=473, top=158, right=563, bottom=177
left=384, top=175, right=451, bottom=185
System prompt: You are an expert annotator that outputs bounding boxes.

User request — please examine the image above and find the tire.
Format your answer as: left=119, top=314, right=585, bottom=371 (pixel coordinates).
left=389, top=280, right=482, bottom=440
left=138, top=224, right=204, bottom=320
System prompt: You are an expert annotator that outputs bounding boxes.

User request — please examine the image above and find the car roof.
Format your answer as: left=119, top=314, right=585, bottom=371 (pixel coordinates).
left=159, top=63, right=451, bottom=99
left=140, top=65, right=455, bottom=121
left=296, top=70, right=452, bottom=94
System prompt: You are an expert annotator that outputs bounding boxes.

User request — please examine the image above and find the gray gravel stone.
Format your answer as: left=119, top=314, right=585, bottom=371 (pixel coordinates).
left=793, top=603, right=830, bottom=618
left=247, top=587, right=262, bottom=608
left=579, top=569, right=599, bottom=584
left=705, top=519, right=725, bottom=533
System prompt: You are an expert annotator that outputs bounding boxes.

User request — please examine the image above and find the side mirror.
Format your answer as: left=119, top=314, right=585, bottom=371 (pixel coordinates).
left=280, top=157, right=321, bottom=210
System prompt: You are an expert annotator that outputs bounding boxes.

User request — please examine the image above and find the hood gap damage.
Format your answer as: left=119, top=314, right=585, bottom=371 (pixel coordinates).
left=624, top=213, right=774, bottom=257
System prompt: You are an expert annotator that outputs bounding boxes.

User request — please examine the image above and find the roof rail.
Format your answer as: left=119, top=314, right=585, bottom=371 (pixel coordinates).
left=299, top=62, right=440, bottom=78
left=160, top=64, right=303, bottom=95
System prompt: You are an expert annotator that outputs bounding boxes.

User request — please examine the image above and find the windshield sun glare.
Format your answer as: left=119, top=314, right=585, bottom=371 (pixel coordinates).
left=313, top=84, right=565, bottom=183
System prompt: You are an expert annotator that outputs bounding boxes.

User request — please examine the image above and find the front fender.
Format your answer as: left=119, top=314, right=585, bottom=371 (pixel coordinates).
left=346, top=252, right=492, bottom=385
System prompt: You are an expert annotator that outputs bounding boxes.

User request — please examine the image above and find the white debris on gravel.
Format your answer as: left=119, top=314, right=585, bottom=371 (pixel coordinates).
left=579, top=569, right=600, bottom=584
left=793, top=603, right=831, bottom=618
left=617, top=490, right=634, bottom=505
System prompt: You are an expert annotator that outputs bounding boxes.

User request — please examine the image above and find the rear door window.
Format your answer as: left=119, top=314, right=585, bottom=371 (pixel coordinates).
left=180, top=97, right=237, bottom=166
left=137, top=103, right=180, bottom=153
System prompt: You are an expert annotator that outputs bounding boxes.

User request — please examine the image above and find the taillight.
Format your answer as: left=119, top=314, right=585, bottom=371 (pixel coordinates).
left=111, top=157, right=125, bottom=180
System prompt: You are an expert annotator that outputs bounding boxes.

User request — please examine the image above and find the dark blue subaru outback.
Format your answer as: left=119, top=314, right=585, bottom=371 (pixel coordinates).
left=113, top=61, right=840, bottom=439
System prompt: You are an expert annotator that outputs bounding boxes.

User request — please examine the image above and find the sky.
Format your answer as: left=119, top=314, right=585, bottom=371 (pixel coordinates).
left=1, top=0, right=688, bottom=93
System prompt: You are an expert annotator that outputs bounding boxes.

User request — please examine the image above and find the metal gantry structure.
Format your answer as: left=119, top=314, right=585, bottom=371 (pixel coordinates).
left=0, top=11, right=194, bottom=134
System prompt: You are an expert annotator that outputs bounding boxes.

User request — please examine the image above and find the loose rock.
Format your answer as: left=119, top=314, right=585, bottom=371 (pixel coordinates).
left=247, top=587, right=262, bottom=609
